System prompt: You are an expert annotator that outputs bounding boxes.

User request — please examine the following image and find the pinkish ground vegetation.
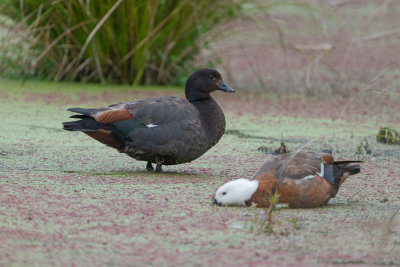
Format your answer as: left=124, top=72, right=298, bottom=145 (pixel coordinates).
left=0, top=80, right=399, bottom=266
left=1, top=1, right=400, bottom=266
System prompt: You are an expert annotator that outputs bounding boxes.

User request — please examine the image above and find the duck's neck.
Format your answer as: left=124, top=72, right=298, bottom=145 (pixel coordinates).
left=186, top=89, right=211, bottom=102
left=191, top=97, right=226, bottom=144
left=189, top=96, right=212, bottom=102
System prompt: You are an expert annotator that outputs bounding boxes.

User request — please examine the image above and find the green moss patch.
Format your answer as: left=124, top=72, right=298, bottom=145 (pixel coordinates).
left=377, top=127, right=400, bottom=145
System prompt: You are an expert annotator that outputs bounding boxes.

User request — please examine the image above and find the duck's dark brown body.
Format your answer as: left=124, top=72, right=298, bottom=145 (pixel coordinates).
left=63, top=69, right=234, bottom=172
left=119, top=97, right=226, bottom=165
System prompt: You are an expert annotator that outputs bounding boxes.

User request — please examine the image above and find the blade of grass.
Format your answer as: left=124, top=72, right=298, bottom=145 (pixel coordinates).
left=78, top=0, right=123, bottom=59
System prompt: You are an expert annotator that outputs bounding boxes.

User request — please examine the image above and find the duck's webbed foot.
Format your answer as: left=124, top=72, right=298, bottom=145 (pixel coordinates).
left=146, top=162, right=154, bottom=171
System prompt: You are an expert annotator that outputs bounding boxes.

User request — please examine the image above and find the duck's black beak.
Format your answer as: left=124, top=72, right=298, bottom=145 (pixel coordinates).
left=213, top=198, right=222, bottom=206
left=217, top=80, right=235, bottom=93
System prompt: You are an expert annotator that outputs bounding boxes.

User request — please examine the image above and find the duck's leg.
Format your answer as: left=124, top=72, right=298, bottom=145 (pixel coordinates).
left=146, top=162, right=154, bottom=171
left=155, top=164, right=163, bottom=173
left=155, top=158, right=163, bottom=173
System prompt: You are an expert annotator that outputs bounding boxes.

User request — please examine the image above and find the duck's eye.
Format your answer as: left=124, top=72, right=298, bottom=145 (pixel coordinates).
left=222, top=192, right=226, bottom=195
left=209, top=75, right=216, bottom=80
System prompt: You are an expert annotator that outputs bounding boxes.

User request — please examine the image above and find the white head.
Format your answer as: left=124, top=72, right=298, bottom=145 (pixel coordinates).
left=213, top=179, right=259, bottom=206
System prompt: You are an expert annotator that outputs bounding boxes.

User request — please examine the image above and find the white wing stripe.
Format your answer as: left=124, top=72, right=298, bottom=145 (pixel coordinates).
left=301, top=162, right=324, bottom=180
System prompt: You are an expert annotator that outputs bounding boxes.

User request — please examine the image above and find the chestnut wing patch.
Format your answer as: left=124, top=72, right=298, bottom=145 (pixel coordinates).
left=318, top=152, right=334, bottom=164
left=94, top=107, right=134, bottom=124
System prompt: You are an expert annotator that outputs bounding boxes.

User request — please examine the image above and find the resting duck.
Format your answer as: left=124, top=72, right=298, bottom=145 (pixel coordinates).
left=213, top=151, right=362, bottom=208
left=63, top=68, right=235, bottom=172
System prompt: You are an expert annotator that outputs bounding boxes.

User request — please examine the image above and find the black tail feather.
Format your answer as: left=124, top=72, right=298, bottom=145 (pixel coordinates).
left=334, top=161, right=363, bottom=175
left=331, top=161, right=362, bottom=197
left=333, top=160, right=364, bottom=165
left=62, top=116, right=127, bottom=147
left=67, top=107, right=96, bottom=116
left=63, top=108, right=100, bottom=131
left=62, top=119, right=98, bottom=132
left=338, top=163, right=361, bottom=175
left=69, top=114, right=89, bottom=119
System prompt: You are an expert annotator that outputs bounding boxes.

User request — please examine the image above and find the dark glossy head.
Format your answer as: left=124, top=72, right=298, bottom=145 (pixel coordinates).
left=185, top=68, right=235, bottom=102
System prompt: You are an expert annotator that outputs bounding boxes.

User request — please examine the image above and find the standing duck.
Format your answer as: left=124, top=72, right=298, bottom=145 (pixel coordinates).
left=213, top=151, right=362, bottom=208
left=63, top=68, right=235, bottom=172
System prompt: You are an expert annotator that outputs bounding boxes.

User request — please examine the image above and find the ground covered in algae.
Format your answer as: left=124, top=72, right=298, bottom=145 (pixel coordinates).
left=0, top=80, right=399, bottom=266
